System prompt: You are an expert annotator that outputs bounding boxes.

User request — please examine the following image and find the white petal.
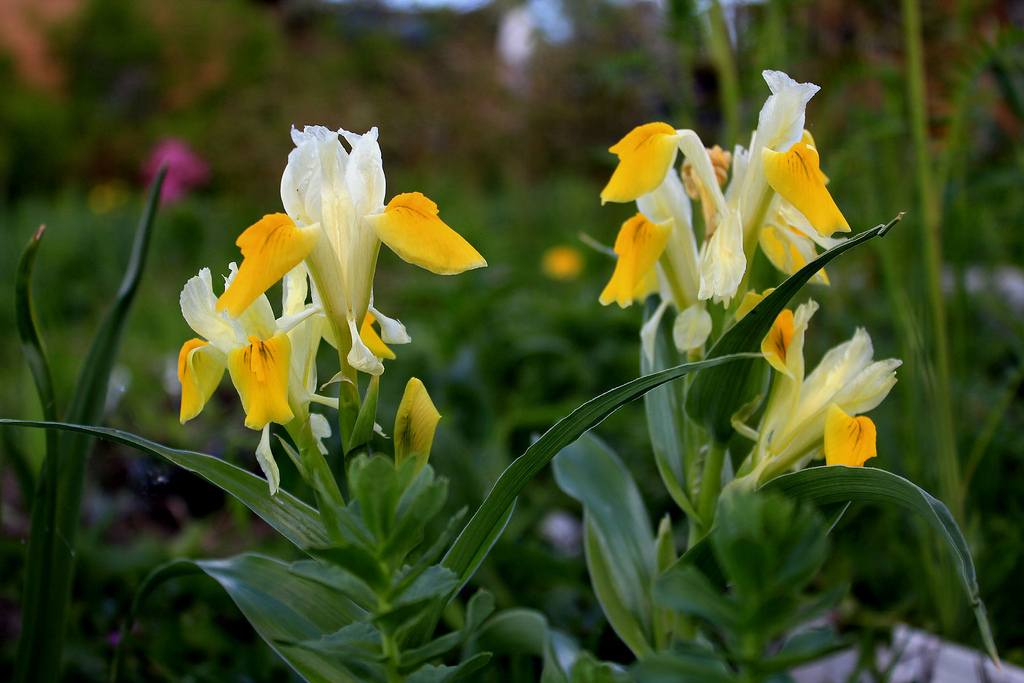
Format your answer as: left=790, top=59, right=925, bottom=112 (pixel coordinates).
left=343, top=127, right=386, bottom=217
left=368, top=303, right=411, bottom=344
left=180, top=268, right=236, bottom=351
left=673, top=304, right=712, bottom=352
left=255, top=425, right=281, bottom=495
left=698, top=210, right=745, bottom=300
left=677, top=130, right=729, bottom=215
left=282, top=265, right=309, bottom=316
left=346, top=316, right=384, bottom=375
left=756, top=70, right=820, bottom=152
left=309, top=413, right=332, bottom=455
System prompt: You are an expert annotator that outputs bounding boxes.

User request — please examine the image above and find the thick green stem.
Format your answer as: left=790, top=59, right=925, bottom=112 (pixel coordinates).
left=696, top=440, right=728, bottom=535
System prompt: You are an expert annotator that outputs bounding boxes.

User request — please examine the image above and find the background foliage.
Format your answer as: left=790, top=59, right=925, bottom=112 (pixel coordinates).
left=1, top=0, right=1023, bottom=679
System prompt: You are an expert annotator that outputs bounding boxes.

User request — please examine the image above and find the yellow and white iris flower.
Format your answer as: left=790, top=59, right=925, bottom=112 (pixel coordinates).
left=178, top=265, right=334, bottom=493
left=216, top=126, right=486, bottom=379
left=599, top=71, right=849, bottom=307
left=741, top=300, right=901, bottom=482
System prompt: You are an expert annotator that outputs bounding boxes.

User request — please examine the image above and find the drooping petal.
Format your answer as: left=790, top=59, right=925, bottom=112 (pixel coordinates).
left=228, top=333, right=295, bottom=430
left=346, top=316, right=384, bottom=376
left=368, top=302, right=411, bottom=344
left=599, top=214, right=673, bottom=308
left=394, top=377, right=441, bottom=471
left=762, top=142, right=849, bottom=237
left=369, top=192, right=487, bottom=274
left=178, top=339, right=226, bottom=423
left=824, top=404, right=877, bottom=467
left=255, top=425, right=281, bottom=495
left=360, top=312, right=395, bottom=360
left=217, top=214, right=320, bottom=317
left=698, top=209, right=745, bottom=301
left=601, top=123, right=680, bottom=204
left=762, top=309, right=795, bottom=375
left=673, top=304, right=712, bottom=352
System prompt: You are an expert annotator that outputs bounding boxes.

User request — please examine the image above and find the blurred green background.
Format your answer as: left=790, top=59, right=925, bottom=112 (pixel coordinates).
left=1, top=0, right=1022, bottom=679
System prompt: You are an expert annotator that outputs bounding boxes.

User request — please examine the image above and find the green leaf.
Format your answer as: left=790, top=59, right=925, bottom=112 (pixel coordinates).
left=463, top=608, right=583, bottom=683
left=640, top=302, right=700, bottom=519
left=401, top=590, right=495, bottom=667
left=349, top=455, right=401, bottom=543
left=686, top=214, right=903, bottom=441
left=553, top=434, right=656, bottom=656
left=120, top=553, right=368, bottom=683
left=0, top=421, right=330, bottom=550
left=404, top=652, right=492, bottom=683
left=443, top=353, right=751, bottom=585
left=654, top=564, right=740, bottom=635
left=761, top=465, right=998, bottom=664
left=14, top=168, right=165, bottom=683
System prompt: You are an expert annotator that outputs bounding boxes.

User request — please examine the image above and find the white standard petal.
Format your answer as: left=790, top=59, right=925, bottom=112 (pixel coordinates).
left=342, top=127, right=387, bottom=217
left=677, top=130, right=729, bottom=215
left=255, top=425, right=281, bottom=495
left=756, top=70, right=820, bottom=152
left=673, top=304, right=712, bottom=352
left=698, top=210, right=745, bottom=301
left=180, top=268, right=237, bottom=351
left=282, top=265, right=309, bottom=316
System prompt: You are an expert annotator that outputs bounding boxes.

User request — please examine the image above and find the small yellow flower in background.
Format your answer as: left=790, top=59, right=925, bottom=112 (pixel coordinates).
left=88, top=180, right=130, bottom=214
left=394, top=377, right=441, bottom=473
left=824, top=404, right=877, bottom=467
left=542, top=245, right=584, bottom=281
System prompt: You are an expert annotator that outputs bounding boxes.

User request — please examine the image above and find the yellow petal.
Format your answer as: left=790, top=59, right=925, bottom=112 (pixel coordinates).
left=762, top=309, right=795, bottom=375
left=601, top=122, right=679, bottom=204
left=370, top=192, right=486, bottom=275
left=800, top=130, right=830, bottom=184
left=217, top=214, right=319, bottom=317
left=599, top=214, right=672, bottom=308
left=762, top=142, right=849, bottom=237
left=360, top=312, right=395, bottom=360
left=824, top=404, right=877, bottom=467
left=178, top=339, right=225, bottom=423
left=735, top=288, right=774, bottom=321
left=394, top=377, right=441, bottom=471
left=228, top=333, right=295, bottom=430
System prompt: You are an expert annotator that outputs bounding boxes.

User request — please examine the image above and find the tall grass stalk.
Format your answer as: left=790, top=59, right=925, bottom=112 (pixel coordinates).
left=706, top=0, right=741, bottom=145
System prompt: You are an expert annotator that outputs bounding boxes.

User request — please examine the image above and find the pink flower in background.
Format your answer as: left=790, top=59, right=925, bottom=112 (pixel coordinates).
left=141, top=138, right=210, bottom=203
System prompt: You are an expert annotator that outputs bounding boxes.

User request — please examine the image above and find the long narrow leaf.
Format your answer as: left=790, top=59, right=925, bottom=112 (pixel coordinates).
left=12, top=227, right=62, bottom=683
left=1, top=421, right=330, bottom=550
left=760, top=465, right=998, bottom=663
left=686, top=214, right=903, bottom=441
left=443, top=353, right=752, bottom=583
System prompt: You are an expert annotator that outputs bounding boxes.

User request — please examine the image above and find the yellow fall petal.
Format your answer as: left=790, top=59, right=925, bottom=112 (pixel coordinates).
left=762, top=142, right=850, bottom=237
left=360, top=312, right=395, bottom=360
left=178, top=339, right=225, bottom=423
left=228, top=333, right=295, bottom=430
left=394, top=377, right=441, bottom=471
left=800, top=130, right=830, bottom=184
left=599, top=214, right=672, bottom=308
left=762, top=309, right=795, bottom=375
left=735, top=288, right=774, bottom=321
left=601, top=122, right=679, bottom=204
left=371, top=192, right=487, bottom=275
left=824, top=404, right=877, bottom=467
left=217, top=213, right=319, bottom=317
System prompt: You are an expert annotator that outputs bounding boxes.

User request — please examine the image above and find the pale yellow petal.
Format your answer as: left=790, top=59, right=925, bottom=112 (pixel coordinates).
left=228, top=333, right=295, bottom=430
left=360, top=312, right=395, bottom=360
left=178, top=339, right=225, bottom=423
left=601, top=123, right=679, bottom=204
left=394, top=377, right=441, bottom=471
left=370, top=192, right=486, bottom=274
left=599, top=214, right=672, bottom=308
left=217, top=214, right=320, bottom=317
left=735, top=288, right=774, bottom=321
left=762, top=309, right=795, bottom=375
left=824, top=404, right=877, bottom=467
left=762, top=142, right=849, bottom=237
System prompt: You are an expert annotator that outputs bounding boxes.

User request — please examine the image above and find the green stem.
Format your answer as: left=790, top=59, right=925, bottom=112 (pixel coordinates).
left=696, top=440, right=728, bottom=535
left=902, top=0, right=963, bottom=524
left=707, top=0, right=741, bottom=147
